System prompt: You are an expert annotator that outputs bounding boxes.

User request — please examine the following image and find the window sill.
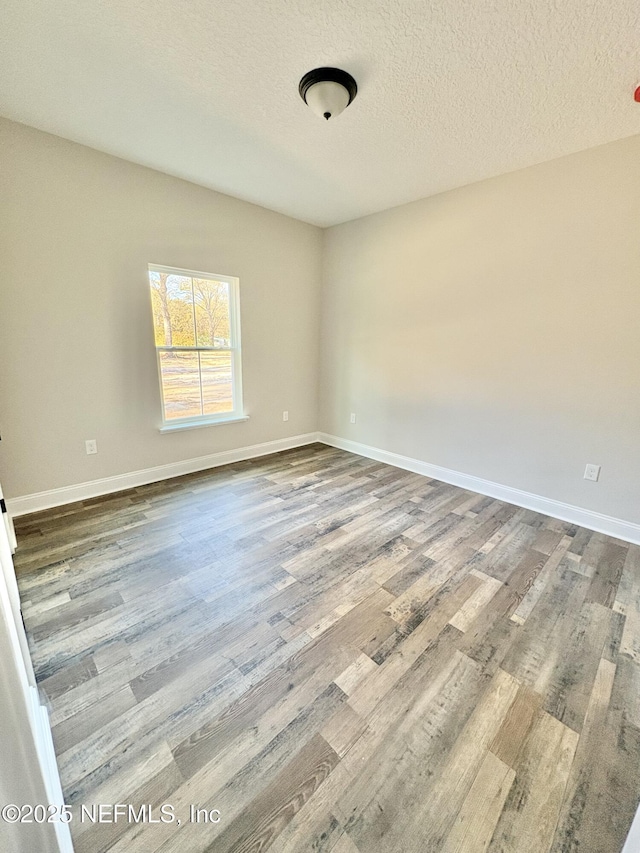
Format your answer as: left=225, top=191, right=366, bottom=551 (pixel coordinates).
left=159, top=415, right=249, bottom=433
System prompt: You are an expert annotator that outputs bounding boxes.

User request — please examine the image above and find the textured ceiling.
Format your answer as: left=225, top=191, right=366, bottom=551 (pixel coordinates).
left=1, top=0, right=639, bottom=226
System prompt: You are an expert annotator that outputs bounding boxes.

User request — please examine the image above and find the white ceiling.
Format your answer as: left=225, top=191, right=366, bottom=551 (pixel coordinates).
left=1, top=0, right=639, bottom=226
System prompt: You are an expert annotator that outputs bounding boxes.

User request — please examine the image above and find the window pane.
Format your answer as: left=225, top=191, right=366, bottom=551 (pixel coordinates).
left=193, top=278, right=231, bottom=347
left=149, top=272, right=166, bottom=346
left=159, top=351, right=202, bottom=420
left=201, top=351, right=233, bottom=415
left=148, top=272, right=196, bottom=347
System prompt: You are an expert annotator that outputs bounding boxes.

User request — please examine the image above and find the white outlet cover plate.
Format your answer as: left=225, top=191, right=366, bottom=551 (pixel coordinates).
left=584, top=463, right=600, bottom=482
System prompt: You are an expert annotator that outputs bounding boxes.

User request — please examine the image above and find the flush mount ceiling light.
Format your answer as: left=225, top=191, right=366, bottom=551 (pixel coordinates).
left=299, top=67, right=358, bottom=121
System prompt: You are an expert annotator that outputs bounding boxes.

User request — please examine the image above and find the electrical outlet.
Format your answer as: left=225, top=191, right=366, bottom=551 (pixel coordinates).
left=282, top=411, right=289, bottom=422
left=350, top=413, right=357, bottom=424
left=85, top=439, right=98, bottom=455
left=584, top=463, right=600, bottom=482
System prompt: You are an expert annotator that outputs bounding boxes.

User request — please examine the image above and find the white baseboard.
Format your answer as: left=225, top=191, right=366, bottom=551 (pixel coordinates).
left=318, top=433, right=640, bottom=546
left=7, top=433, right=320, bottom=517
left=9, top=431, right=640, bottom=545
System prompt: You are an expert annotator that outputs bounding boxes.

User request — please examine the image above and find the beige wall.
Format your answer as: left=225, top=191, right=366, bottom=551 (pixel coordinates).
left=320, top=135, right=640, bottom=524
left=1, top=117, right=639, bottom=527
left=0, top=118, right=322, bottom=498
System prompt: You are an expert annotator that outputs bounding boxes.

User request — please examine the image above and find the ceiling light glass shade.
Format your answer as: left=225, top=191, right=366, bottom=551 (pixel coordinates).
left=304, top=80, right=351, bottom=120
left=299, top=67, right=357, bottom=121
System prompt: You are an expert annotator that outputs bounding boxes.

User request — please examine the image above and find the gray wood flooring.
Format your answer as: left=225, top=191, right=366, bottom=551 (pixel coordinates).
left=12, top=443, right=640, bottom=853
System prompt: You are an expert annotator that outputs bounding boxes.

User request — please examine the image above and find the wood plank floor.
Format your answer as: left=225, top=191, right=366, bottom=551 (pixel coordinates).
left=12, top=443, right=640, bottom=853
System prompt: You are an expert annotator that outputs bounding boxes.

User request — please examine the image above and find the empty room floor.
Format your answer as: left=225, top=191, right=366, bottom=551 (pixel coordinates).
left=13, top=443, right=640, bottom=853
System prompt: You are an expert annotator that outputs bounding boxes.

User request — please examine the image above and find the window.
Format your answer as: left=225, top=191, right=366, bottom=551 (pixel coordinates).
left=148, top=264, right=244, bottom=429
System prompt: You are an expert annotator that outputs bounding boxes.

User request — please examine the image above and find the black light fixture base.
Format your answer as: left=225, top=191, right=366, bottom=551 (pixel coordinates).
left=298, top=67, right=358, bottom=106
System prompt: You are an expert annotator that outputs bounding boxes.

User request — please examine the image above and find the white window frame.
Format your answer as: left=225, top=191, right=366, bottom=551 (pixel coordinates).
left=148, top=264, right=246, bottom=432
